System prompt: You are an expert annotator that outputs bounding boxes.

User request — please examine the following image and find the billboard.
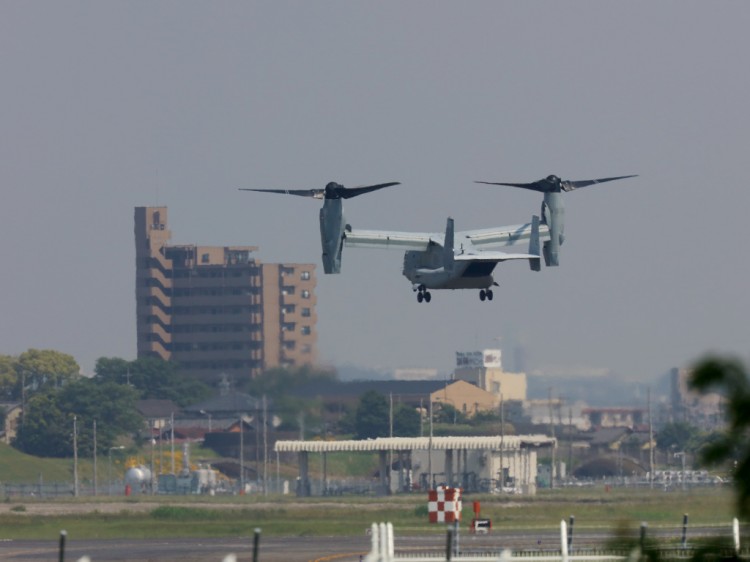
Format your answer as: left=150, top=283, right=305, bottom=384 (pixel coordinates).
left=456, top=349, right=502, bottom=369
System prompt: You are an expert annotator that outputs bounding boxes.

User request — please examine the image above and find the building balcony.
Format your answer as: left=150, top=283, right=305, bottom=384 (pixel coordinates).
left=171, top=349, right=258, bottom=361
left=172, top=312, right=261, bottom=324
left=171, top=295, right=259, bottom=307
left=173, top=332, right=259, bottom=344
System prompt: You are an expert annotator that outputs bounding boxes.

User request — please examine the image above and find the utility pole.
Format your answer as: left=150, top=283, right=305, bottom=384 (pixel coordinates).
left=548, top=387, right=556, bottom=489
left=150, top=421, right=155, bottom=495
left=648, top=387, right=654, bottom=489
left=170, top=412, right=175, bottom=475
left=428, top=399, right=434, bottom=489
left=239, top=412, right=245, bottom=493
left=389, top=393, right=394, bottom=437
left=568, top=407, right=573, bottom=481
left=263, top=395, right=268, bottom=496
left=419, top=398, right=424, bottom=437
left=93, top=420, right=97, bottom=496
left=500, top=394, right=505, bottom=489
left=73, top=416, right=79, bottom=497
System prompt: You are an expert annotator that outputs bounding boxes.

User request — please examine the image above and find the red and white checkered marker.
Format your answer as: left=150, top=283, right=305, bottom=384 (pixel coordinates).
left=428, top=486, right=462, bottom=523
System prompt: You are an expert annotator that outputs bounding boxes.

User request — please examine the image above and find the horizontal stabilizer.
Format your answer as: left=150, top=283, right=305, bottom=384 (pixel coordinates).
left=454, top=250, right=539, bottom=262
left=344, top=229, right=434, bottom=251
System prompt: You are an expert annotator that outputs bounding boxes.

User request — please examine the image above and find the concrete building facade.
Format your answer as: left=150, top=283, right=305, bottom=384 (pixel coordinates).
left=135, top=206, right=317, bottom=381
left=430, top=379, right=499, bottom=417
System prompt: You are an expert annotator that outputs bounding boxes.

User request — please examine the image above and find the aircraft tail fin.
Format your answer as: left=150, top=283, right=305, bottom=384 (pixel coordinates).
left=444, top=217, right=455, bottom=270
left=529, top=214, right=541, bottom=271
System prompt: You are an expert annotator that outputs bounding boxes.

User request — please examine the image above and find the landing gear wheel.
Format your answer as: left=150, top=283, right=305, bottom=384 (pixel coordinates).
left=479, top=289, right=486, bottom=301
left=487, top=289, right=493, bottom=301
left=417, top=292, right=424, bottom=303
left=424, top=292, right=432, bottom=303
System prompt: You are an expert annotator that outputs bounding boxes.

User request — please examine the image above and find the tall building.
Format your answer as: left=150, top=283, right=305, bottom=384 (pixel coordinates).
left=135, top=206, right=317, bottom=381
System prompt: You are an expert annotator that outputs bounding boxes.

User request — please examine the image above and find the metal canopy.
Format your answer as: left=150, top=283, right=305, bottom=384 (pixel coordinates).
left=274, top=435, right=555, bottom=453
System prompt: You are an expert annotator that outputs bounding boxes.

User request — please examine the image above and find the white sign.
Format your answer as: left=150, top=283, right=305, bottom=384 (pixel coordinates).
left=483, top=349, right=502, bottom=368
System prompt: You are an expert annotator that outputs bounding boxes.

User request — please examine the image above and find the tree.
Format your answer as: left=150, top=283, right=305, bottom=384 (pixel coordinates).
left=94, top=356, right=212, bottom=408
left=689, top=355, right=750, bottom=517
left=433, top=402, right=467, bottom=425
left=13, top=391, right=70, bottom=457
left=17, top=348, right=79, bottom=391
left=13, top=379, right=142, bottom=458
left=241, top=365, right=336, bottom=399
left=355, top=390, right=389, bottom=439
left=393, top=403, right=420, bottom=437
left=656, top=421, right=699, bottom=453
left=0, top=354, right=18, bottom=399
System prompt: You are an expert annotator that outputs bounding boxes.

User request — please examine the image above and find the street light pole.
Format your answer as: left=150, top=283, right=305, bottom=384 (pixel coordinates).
left=200, top=409, right=212, bottom=432
left=108, top=446, right=125, bottom=496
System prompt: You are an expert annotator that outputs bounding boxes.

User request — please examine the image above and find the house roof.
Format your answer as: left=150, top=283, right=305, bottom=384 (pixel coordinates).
left=184, top=392, right=268, bottom=414
left=587, top=426, right=632, bottom=446
left=290, top=379, right=448, bottom=401
left=136, top=399, right=180, bottom=419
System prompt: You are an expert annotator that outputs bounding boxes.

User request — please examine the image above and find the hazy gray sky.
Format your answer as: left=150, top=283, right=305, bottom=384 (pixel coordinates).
left=2, top=2, right=749, bottom=382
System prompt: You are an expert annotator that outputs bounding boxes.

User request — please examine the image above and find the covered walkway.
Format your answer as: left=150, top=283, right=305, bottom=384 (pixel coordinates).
left=274, top=435, right=556, bottom=496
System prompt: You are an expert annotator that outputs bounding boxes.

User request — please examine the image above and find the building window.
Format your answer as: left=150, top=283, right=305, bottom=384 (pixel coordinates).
left=301, top=308, right=311, bottom=318
left=301, top=326, right=311, bottom=335
left=301, top=271, right=311, bottom=280
left=201, top=253, right=209, bottom=263
left=301, top=290, right=310, bottom=299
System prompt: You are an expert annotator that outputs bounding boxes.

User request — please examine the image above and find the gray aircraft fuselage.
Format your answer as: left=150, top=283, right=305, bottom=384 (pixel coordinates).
left=403, top=259, right=496, bottom=290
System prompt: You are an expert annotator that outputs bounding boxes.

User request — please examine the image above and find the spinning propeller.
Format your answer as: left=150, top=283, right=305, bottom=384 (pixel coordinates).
left=240, top=181, right=400, bottom=200
left=475, top=174, right=637, bottom=193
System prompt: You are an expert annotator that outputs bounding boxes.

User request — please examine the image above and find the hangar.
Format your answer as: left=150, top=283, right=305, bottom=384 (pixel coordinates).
left=274, top=435, right=555, bottom=496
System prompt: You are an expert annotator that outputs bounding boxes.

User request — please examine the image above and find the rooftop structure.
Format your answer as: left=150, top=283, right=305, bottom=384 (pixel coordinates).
left=454, top=349, right=527, bottom=401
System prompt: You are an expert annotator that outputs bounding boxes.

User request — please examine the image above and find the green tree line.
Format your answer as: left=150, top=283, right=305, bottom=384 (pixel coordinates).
left=2, top=350, right=212, bottom=458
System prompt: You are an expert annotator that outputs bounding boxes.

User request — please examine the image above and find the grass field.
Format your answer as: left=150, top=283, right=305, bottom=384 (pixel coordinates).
left=0, top=486, right=738, bottom=540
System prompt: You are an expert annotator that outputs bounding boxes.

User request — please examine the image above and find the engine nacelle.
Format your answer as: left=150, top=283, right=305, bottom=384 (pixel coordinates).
left=319, top=199, right=346, bottom=274
left=542, top=192, right=565, bottom=266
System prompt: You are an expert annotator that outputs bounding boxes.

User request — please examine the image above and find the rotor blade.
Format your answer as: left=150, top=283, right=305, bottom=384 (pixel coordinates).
left=474, top=180, right=549, bottom=192
left=339, top=182, right=401, bottom=199
left=561, top=174, right=638, bottom=191
left=239, top=188, right=324, bottom=199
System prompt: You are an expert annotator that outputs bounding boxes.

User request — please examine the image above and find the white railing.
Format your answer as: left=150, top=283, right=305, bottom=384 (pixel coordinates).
left=364, top=519, right=744, bottom=562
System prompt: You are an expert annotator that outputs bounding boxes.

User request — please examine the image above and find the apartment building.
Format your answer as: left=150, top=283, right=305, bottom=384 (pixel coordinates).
left=135, top=206, right=317, bottom=381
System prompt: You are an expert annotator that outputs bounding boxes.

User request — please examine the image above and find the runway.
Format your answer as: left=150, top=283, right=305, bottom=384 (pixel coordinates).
left=0, top=524, right=735, bottom=562
left=0, top=536, right=371, bottom=562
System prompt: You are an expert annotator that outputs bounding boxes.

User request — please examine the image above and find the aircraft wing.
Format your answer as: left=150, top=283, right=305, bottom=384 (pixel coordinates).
left=459, top=222, right=550, bottom=248
left=454, top=250, right=539, bottom=262
left=344, top=228, right=439, bottom=251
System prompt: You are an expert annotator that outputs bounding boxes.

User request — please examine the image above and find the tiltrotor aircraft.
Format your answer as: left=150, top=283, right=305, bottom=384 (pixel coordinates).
left=240, top=174, right=635, bottom=303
